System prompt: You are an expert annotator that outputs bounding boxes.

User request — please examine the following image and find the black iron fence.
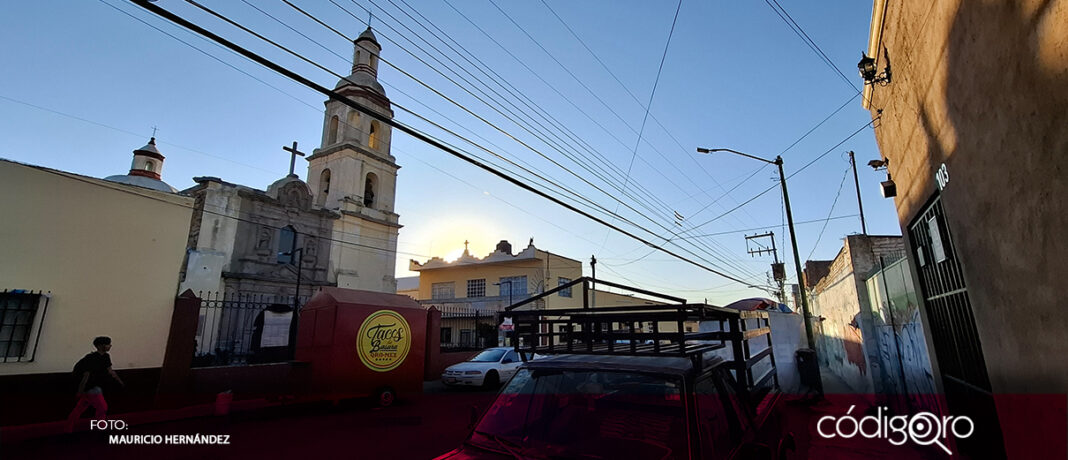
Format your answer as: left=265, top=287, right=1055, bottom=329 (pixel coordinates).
left=435, top=304, right=499, bottom=351
left=192, top=292, right=308, bottom=367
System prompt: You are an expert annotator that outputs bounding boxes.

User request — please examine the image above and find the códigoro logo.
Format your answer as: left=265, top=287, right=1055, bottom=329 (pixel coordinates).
left=356, top=310, right=411, bottom=372
left=817, top=405, right=974, bottom=455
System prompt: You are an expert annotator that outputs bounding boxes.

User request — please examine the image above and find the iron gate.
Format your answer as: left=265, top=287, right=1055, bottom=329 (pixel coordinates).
left=908, top=194, right=1004, bottom=457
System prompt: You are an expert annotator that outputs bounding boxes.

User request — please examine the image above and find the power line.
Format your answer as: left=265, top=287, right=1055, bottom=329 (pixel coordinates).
left=684, top=117, right=878, bottom=233
left=129, top=0, right=761, bottom=287
left=807, top=166, right=851, bottom=261
left=93, top=0, right=695, bottom=279
left=622, top=0, right=683, bottom=188
left=433, top=0, right=767, bottom=271
left=313, top=0, right=768, bottom=282
left=674, top=214, right=861, bottom=240
left=113, top=0, right=759, bottom=282
left=764, top=0, right=859, bottom=93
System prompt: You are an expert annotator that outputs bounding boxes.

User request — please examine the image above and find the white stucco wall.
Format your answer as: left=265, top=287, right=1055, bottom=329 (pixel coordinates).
left=0, top=160, right=193, bottom=374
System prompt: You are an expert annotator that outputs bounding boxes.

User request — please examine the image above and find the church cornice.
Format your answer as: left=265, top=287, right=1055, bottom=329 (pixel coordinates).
left=338, top=209, right=403, bottom=229
left=307, top=143, right=400, bottom=170
left=222, top=271, right=334, bottom=286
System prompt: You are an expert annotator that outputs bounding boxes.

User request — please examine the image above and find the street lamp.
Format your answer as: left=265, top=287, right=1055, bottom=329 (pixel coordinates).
left=278, top=247, right=304, bottom=358
left=696, top=147, right=818, bottom=353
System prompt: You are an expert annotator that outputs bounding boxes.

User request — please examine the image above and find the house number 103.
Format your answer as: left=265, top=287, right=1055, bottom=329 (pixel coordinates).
left=935, top=163, right=950, bottom=190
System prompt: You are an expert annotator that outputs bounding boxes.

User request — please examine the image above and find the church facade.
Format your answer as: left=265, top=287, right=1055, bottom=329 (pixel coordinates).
left=178, top=27, right=401, bottom=300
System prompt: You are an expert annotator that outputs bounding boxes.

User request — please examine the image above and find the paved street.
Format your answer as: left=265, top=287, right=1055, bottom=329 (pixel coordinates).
left=3, top=376, right=947, bottom=460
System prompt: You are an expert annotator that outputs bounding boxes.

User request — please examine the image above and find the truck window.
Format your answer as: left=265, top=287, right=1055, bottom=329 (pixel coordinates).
left=472, top=369, right=689, bottom=459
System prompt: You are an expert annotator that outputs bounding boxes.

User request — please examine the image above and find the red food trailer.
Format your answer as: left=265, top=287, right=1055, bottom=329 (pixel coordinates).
left=295, top=287, right=428, bottom=406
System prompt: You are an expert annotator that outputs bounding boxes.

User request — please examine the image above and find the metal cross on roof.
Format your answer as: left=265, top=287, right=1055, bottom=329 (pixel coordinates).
left=283, top=141, right=306, bottom=177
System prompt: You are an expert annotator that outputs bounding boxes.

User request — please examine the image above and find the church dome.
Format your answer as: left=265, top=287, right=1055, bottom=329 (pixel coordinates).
left=334, top=71, right=387, bottom=96
left=104, top=137, right=178, bottom=193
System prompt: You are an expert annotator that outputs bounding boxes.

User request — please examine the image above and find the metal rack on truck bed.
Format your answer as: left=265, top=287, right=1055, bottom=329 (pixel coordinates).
left=501, top=277, right=779, bottom=399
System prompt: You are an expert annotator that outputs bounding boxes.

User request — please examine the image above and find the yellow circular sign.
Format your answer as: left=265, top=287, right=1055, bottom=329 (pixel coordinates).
left=356, top=310, right=412, bottom=372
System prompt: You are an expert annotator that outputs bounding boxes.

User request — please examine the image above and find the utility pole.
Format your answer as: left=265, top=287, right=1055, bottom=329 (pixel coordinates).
left=745, top=232, right=785, bottom=303
left=696, top=147, right=817, bottom=354
left=278, top=246, right=304, bottom=359
left=848, top=151, right=867, bottom=235
left=590, top=255, right=597, bottom=308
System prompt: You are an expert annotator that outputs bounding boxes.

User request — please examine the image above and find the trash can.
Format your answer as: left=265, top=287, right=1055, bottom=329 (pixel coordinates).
left=795, top=348, right=823, bottom=394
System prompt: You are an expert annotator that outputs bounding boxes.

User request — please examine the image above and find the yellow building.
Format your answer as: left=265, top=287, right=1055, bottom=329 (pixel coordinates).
left=0, top=152, right=193, bottom=376
left=408, top=239, right=679, bottom=348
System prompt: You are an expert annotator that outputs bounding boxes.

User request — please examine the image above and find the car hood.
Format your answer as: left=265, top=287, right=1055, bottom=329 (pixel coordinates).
left=447, top=361, right=499, bottom=372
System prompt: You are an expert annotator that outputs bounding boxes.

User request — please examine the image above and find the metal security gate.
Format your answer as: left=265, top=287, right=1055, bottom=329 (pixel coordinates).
left=908, top=195, right=1004, bottom=457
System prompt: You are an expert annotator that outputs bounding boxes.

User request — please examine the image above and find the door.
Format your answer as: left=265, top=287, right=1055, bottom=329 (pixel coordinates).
left=499, top=350, right=522, bottom=380
left=908, top=195, right=1004, bottom=457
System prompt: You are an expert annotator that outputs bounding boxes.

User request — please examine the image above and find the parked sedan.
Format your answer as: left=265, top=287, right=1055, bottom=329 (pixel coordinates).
left=441, top=347, right=535, bottom=388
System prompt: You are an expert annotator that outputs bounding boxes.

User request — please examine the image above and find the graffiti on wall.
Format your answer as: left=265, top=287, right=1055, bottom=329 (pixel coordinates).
left=868, top=257, right=939, bottom=414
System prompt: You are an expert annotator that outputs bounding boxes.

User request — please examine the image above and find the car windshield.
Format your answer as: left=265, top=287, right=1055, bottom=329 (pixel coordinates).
left=469, top=349, right=507, bottom=362
left=471, top=369, right=688, bottom=459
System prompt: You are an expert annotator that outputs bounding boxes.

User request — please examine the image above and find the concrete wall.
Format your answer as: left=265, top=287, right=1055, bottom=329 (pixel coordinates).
left=0, top=160, right=193, bottom=375
left=809, top=236, right=904, bottom=393
left=865, top=0, right=1068, bottom=393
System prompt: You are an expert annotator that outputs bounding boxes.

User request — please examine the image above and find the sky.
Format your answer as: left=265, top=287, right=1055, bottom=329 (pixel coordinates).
left=0, top=0, right=899, bottom=305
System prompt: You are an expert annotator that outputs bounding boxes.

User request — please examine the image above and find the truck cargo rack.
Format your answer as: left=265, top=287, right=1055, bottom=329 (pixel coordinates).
left=502, top=277, right=779, bottom=396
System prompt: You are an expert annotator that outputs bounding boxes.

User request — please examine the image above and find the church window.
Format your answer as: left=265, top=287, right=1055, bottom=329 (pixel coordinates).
left=144, top=161, right=154, bottom=172
left=368, top=121, right=379, bottom=149
left=364, top=172, right=378, bottom=208
left=355, top=50, right=361, bottom=66
left=316, top=169, right=331, bottom=207
left=346, top=111, right=359, bottom=141
left=328, top=115, right=339, bottom=144
left=277, top=225, right=297, bottom=264
left=370, top=54, right=378, bottom=71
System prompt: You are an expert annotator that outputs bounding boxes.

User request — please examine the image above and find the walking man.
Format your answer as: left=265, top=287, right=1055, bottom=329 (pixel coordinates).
left=66, top=336, right=124, bottom=433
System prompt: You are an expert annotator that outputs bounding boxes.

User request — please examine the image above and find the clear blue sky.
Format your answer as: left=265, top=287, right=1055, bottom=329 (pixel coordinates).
left=0, top=0, right=898, bottom=304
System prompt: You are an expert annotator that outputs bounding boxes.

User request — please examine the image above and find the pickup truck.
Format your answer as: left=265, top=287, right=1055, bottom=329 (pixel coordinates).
left=436, top=278, right=796, bottom=460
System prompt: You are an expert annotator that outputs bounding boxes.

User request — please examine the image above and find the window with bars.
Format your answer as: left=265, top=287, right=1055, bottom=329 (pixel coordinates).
left=432, top=282, right=455, bottom=300
left=557, top=277, right=572, bottom=297
left=1, top=291, right=47, bottom=362
left=467, top=279, right=486, bottom=298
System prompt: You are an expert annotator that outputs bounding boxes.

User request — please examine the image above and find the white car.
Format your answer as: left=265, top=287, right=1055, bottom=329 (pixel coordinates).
left=441, top=347, right=537, bottom=388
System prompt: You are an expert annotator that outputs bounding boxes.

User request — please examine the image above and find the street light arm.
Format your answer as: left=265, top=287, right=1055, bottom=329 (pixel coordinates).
left=696, top=147, right=776, bottom=165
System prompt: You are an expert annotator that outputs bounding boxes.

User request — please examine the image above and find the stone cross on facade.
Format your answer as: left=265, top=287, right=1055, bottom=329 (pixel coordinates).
left=283, top=141, right=306, bottom=177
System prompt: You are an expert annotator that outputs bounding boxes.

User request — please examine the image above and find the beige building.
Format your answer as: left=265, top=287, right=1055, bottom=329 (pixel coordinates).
left=408, top=239, right=672, bottom=347
left=0, top=153, right=192, bottom=376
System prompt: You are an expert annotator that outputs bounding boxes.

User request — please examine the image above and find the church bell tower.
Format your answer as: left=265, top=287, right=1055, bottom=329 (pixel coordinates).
left=305, top=27, right=401, bottom=293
